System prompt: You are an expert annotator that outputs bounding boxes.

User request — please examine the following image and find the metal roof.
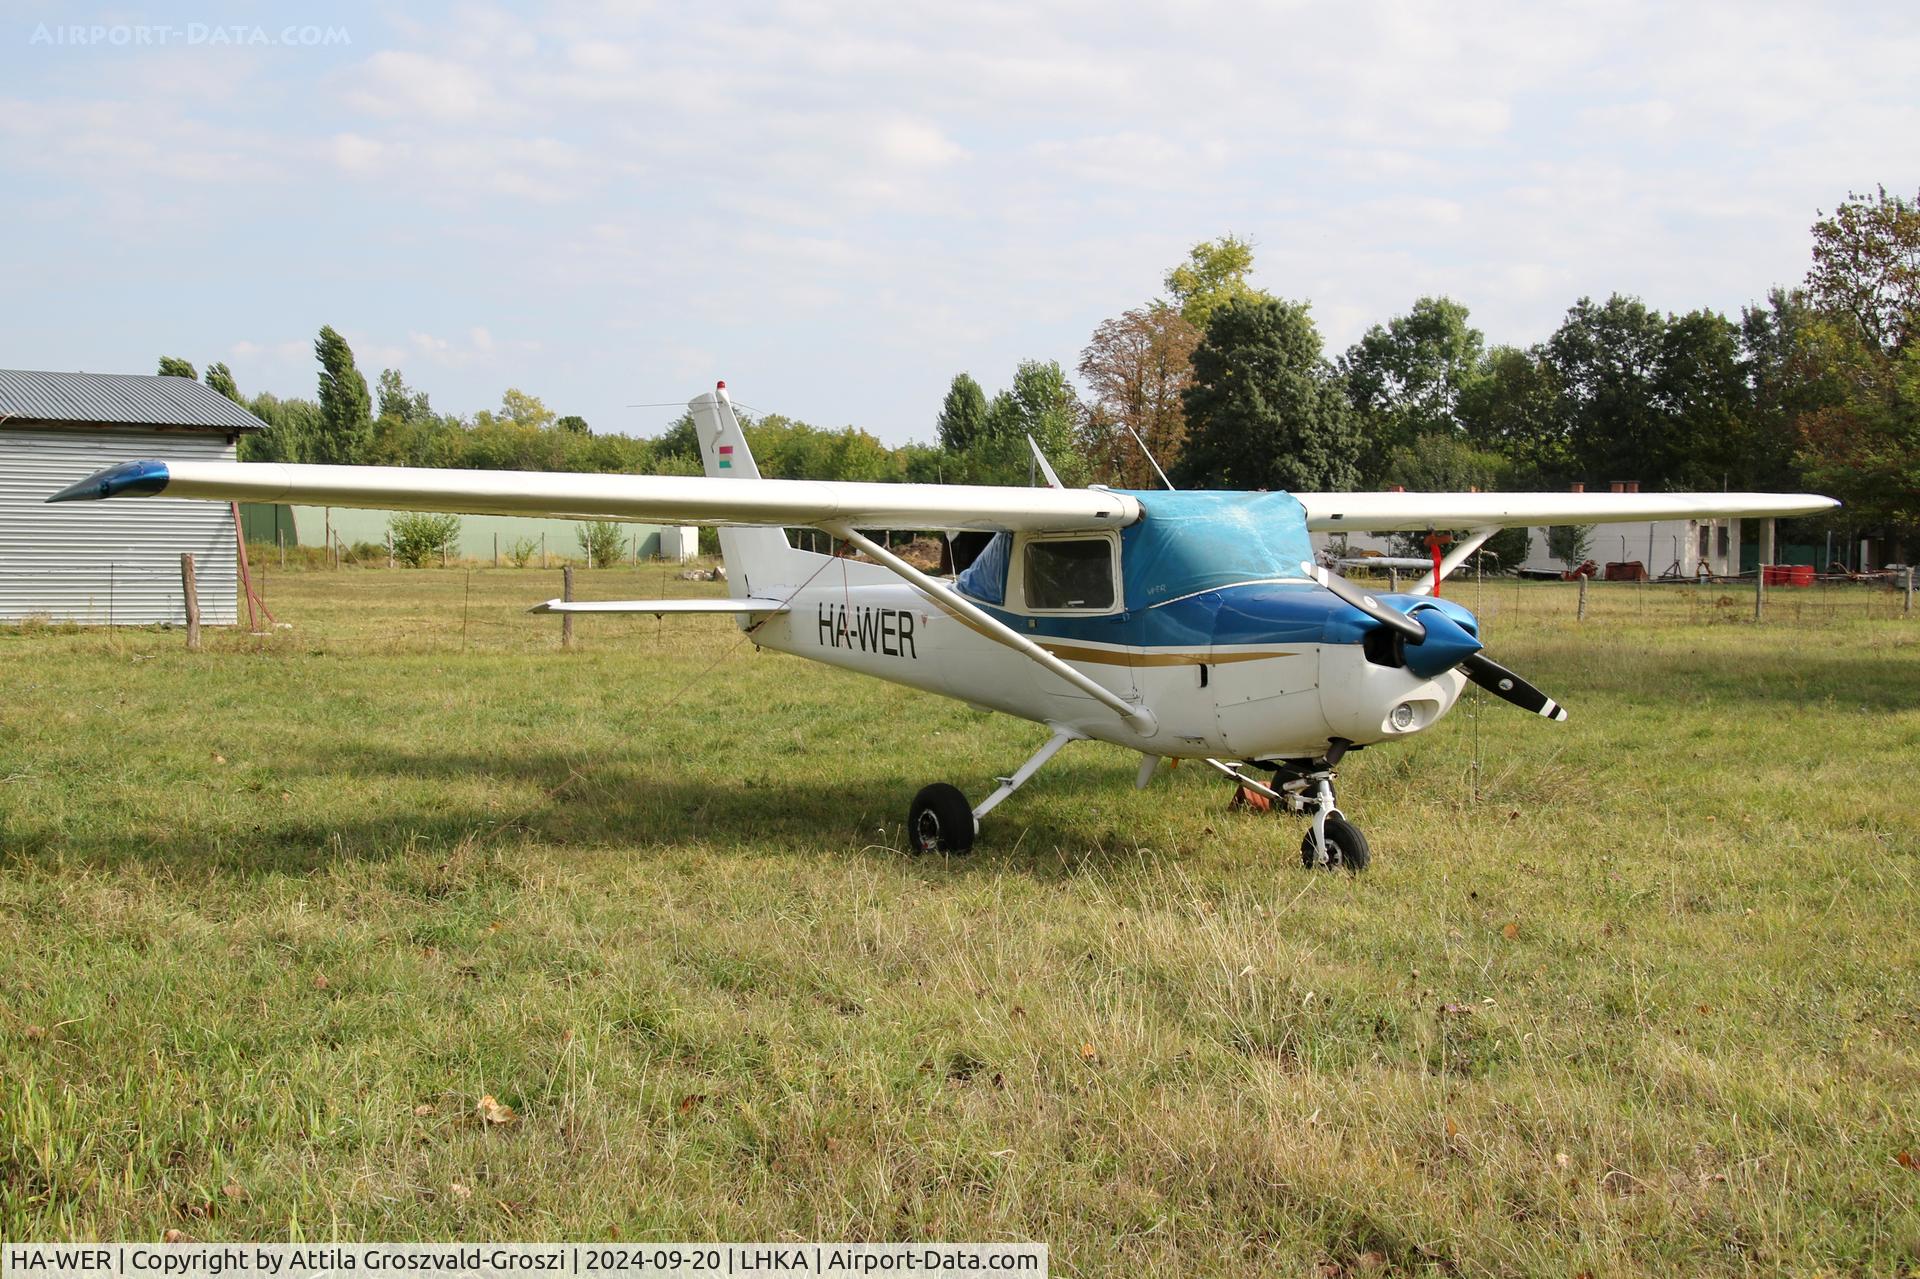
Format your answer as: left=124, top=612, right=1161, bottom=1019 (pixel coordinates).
left=0, top=368, right=266, bottom=432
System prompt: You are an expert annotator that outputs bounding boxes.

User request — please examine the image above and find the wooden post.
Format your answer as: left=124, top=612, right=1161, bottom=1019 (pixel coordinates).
left=440, top=539, right=448, bottom=568
left=1577, top=572, right=1589, bottom=621
left=386, top=530, right=394, bottom=569
left=542, top=532, right=548, bottom=569
left=181, top=553, right=201, bottom=651
left=1755, top=518, right=1773, bottom=622
left=324, top=508, right=331, bottom=568
left=493, top=532, right=499, bottom=568
left=1906, top=567, right=1914, bottom=617
left=1388, top=567, right=1398, bottom=592
left=561, top=565, right=574, bottom=650
left=277, top=527, right=285, bottom=569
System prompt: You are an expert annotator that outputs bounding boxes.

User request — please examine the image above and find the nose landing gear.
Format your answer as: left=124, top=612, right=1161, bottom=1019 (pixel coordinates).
left=1208, top=739, right=1371, bottom=872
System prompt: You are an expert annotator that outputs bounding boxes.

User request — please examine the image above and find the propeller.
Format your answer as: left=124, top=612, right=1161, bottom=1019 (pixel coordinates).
left=1459, top=653, right=1567, bottom=721
left=1304, top=562, right=1568, bottom=721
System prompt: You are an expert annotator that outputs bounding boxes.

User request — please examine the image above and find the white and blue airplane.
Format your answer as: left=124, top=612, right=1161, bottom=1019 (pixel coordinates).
left=50, top=384, right=1837, bottom=870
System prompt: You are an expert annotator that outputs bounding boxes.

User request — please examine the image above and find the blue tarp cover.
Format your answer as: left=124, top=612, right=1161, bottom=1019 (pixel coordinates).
left=1115, top=489, right=1314, bottom=610
left=955, top=489, right=1314, bottom=612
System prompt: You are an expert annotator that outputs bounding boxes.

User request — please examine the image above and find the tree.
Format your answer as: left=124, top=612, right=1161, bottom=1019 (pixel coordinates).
left=1457, top=344, right=1566, bottom=482
left=240, top=392, right=319, bottom=463
left=1176, top=296, right=1362, bottom=492
left=1795, top=188, right=1920, bottom=548
left=556, top=414, right=590, bottom=435
left=1165, top=235, right=1267, bottom=329
left=157, top=356, right=197, bottom=379
left=203, top=362, right=241, bottom=402
left=576, top=519, right=626, bottom=566
left=1382, top=433, right=1510, bottom=492
left=1547, top=525, right=1594, bottom=572
left=935, top=373, right=989, bottom=454
left=1741, top=288, right=1833, bottom=493
left=979, top=360, right=1087, bottom=486
left=1543, top=295, right=1747, bottom=490
left=1647, top=307, right=1751, bottom=489
left=1078, top=302, right=1200, bottom=487
left=388, top=512, right=462, bottom=567
left=1807, top=186, right=1920, bottom=356
left=1380, top=434, right=1526, bottom=568
left=1342, top=296, right=1484, bottom=480
left=312, top=325, right=373, bottom=465
left=496, top=388, right=556, bottom=430
left=376, top=368, right=433, bottom=423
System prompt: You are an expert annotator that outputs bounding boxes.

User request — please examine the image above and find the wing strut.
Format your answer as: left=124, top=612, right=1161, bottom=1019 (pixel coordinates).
left=824, top=524, right=1157, bottom=737
left=1407, top=525, right=1501, bottom=597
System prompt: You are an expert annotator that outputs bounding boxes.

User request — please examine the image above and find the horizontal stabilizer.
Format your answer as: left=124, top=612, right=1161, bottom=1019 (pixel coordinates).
left=526, top=597, right=790, bottom=616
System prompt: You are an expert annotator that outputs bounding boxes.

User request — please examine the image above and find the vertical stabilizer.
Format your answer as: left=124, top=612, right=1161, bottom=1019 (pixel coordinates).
left=687, top=383, right=806, bottom=597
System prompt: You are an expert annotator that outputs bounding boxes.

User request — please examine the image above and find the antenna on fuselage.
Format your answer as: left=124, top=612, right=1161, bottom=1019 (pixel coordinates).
left=1123, top=424, right=1176, bottom=490
left=1025, top=435, right=1064, bottom=489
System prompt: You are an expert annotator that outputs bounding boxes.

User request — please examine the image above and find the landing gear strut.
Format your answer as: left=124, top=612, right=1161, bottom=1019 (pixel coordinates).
left=1207, top=739, right=1370, bottom=872
left=906, top=727, right=1082, bottom=856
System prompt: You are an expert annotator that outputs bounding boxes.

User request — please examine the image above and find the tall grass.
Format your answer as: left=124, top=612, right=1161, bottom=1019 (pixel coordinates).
left=0, top=569, right=1915, bottom=1273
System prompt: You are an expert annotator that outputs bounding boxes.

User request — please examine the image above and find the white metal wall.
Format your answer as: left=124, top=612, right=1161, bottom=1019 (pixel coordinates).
left=0, top=428, right=240, bottom=625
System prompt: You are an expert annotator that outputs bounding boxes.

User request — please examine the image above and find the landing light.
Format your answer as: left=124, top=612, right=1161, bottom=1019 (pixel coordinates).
left=1390, top=702, right=1417, bottom=731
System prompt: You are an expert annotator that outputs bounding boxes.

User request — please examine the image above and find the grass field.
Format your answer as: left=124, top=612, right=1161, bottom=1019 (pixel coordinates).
left=2, top=562, right=1917, bottom=1274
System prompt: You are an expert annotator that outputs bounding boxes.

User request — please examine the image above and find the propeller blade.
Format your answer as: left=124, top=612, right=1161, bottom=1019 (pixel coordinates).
left=1461, top=652, right=1568, bottom=721
left=1303, top=562, right=1425, bottom=642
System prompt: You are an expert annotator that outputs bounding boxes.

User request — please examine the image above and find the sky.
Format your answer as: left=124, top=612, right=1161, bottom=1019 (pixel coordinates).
left=1, top=1, right=1915, bottom=445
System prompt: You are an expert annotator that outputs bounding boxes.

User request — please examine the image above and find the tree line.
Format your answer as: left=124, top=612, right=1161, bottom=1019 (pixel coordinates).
left=158, top=185, right=1918, bottom=547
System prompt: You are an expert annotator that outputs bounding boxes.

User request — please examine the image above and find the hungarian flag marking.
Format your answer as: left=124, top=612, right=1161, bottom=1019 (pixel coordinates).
left=717, top=444, right=733, bottom=470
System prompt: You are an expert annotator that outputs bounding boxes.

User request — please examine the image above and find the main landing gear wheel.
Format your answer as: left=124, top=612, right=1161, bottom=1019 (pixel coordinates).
left=908, top=783, right=975, bottom=855
left=1302, top=815, right=1370, bottom=873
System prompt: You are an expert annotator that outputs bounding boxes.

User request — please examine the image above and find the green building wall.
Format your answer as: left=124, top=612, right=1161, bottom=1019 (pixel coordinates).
left=240, top=504, right=664, bottom=562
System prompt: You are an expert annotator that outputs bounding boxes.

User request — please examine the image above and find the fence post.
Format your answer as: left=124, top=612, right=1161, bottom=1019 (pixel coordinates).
left=1577, top=572, right=1588, bottom=621
left=493, top=532, right=499, bottom=568
left=561, top=565, right=574, bottom=650
left=1907, top=567, right=1914, bottom=617
left=387, top=531, right=394, bottom=569
left=542, top=532, right=548, bottom=570
left=181, top=553, right=201, bottom=651
left=1754, top=565, right=1765, bottom=621
left=277, top=527, right=285, bottom=569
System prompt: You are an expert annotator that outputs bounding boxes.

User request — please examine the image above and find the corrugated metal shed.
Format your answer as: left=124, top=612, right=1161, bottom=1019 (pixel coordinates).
left=1, top=369, right=253, bottom=626
left=0, top=368, right=264, bottom=433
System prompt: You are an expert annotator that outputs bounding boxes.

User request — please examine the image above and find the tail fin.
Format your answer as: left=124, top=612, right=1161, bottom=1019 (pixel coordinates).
left=687, top=383, right=810, bottom=597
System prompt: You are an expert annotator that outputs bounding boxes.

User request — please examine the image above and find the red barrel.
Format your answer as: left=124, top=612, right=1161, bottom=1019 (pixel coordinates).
left=1790, top=564, right=1814, bottom=587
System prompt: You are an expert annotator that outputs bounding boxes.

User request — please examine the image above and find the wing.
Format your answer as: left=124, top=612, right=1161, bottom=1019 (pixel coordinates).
left=1294, top=490, right=1837, bottom=532
left=48, top=457, right=1141, bottom=533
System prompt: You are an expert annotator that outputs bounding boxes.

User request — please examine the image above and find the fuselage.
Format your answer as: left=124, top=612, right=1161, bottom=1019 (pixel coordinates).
left=746, top=572, right=1474, bottom=761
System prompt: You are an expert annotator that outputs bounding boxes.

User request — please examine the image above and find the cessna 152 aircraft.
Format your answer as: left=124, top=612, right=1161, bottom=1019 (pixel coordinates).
left=51, top=384, right=1836, bottom=870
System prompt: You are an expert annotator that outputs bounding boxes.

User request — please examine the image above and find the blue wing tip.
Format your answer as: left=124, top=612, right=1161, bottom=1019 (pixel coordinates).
left=47, top=459, right=171, bottom=503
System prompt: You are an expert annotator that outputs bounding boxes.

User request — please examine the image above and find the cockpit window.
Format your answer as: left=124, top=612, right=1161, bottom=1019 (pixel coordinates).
left=1024, top=538, right=1115, bottom=611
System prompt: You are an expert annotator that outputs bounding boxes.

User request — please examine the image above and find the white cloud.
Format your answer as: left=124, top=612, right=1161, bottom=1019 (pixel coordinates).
left=2, top=0, right=1916, bottom=437
left=345, top=50, right=491, bottom=122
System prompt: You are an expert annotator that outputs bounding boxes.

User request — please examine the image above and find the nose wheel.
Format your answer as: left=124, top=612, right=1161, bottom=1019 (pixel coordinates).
left=1301, top=812, right=1370, bottom=872
left=1207, top=741, right=1371, bottom=873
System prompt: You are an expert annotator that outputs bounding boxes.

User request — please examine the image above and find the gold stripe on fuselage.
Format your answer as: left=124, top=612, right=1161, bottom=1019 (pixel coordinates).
left=928, top=599, right=1291, bottom=667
